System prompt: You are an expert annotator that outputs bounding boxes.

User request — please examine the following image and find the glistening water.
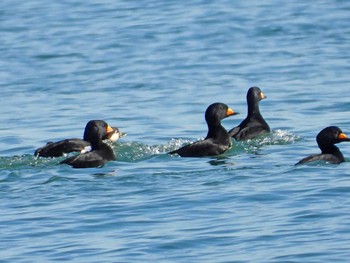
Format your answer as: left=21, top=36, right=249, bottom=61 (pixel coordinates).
left=1, top=0, right=350, bottom=262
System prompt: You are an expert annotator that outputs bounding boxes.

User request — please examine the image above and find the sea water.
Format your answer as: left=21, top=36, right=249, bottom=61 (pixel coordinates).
left=1, top=0, right=350, bottom=262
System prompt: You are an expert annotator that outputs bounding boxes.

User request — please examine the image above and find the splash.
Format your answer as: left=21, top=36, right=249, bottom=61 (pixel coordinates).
left=0, top=154, right=59, bottom=169
left=0, top=131, right=300, bottom=168
left=252, top=129, right=300, bottom=145
left=162, top=138, right=193, bottom=153
left=112, top=138, right=193, bottom=162
left=233, top=129, right=300, bottom=154
left=112, top=141, right=161, bottom=162
left=112, top=131, right=300, bottom=162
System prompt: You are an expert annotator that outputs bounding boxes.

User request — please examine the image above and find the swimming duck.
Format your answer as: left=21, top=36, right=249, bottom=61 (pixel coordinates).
left=35, top=122, right=125, bottom=158
left=60, top=120, right=117, bottom=168
left=296, top=126, right=350, bottom=165
left=229, top=87, right=270, bottom=140
left=60, top=120, right=116, bottom=168
left=169, top=102, right=238, bottom=157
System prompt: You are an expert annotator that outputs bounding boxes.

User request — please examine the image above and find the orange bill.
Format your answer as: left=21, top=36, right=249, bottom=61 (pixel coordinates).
left=226, top=108, right=238, bottom=116
left=106, top=125, right=114, bottom=134
left=338, top=132, right=348, bottom=139
left=260, top=92, right=266, bottom=99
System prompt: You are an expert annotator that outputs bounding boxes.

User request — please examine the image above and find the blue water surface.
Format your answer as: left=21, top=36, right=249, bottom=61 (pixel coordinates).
left=1, top=0, right=350, bottom=262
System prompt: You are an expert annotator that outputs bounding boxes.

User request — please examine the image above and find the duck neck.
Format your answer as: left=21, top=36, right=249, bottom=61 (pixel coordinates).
left=247, top=100, right=261, bottom=117
left=320, top=144, right=344, bottom=161
left=206, top=121, right=229, bottom=141
left=90, top=139, right=104, bottom=150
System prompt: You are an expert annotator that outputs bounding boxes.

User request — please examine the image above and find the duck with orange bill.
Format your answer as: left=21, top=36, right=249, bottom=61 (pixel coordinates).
left=60, top=120, right=117, bottom=168
left=169, top=102, right=238, bottom=157
left=296, top=126, right=350, bottom=165
left=35, top=121, right=125, bottom=158
left=229, top=87, right=270, bottom=140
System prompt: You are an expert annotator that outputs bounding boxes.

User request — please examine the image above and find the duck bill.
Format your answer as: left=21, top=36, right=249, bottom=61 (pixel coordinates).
left=106, top=125, right=114, bottom=134
left=338, top=132, right=350, bottom=141
left=226, top=108, right=239, bottom=117
left=260, top=92, right=267, bottom=100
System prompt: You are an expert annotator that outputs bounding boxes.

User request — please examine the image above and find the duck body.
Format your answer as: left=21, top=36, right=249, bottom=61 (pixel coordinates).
left=296, top=126, right=350, bottom=165
left=60, top=143, right=115, bottom=168
left=35, top=139, right=90, bottom=157
left=229, top=87, right=270, bottom=140
left=171, top=129, right=232, bottom=157
left=59, top=120, right=116, bottom=168
left=35, top=126, right=124, bottom=158
left=296, top=153, right=344, bottom=165
left=169, top=102, right=237, bottom=157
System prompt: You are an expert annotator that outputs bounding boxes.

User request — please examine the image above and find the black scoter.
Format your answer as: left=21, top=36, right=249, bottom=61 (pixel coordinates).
left=229, top=87, right=270, bottom=140
left=60, top=120, right=116, bottom=168
left=169, top=102, right=238, bottom=157
left=296, top=126, right=350, bottom=165
left=35, top=123, right=125, bottom=158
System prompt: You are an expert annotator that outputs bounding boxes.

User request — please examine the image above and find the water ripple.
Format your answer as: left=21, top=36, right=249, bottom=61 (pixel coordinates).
left=1, top=0, right=350, bottom=262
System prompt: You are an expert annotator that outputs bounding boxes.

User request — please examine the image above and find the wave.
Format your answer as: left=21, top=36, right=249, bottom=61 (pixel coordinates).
left=0, top=154, right=61, bottom=169
left=111, top=138, right=192, bottom=162
left=0, top=130, right=299, bottom=169
left=232, top=129, right=301, bottom=154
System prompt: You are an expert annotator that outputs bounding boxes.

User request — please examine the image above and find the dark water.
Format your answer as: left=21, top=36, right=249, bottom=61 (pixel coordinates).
left=1, top=0, right=350, bottom=262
